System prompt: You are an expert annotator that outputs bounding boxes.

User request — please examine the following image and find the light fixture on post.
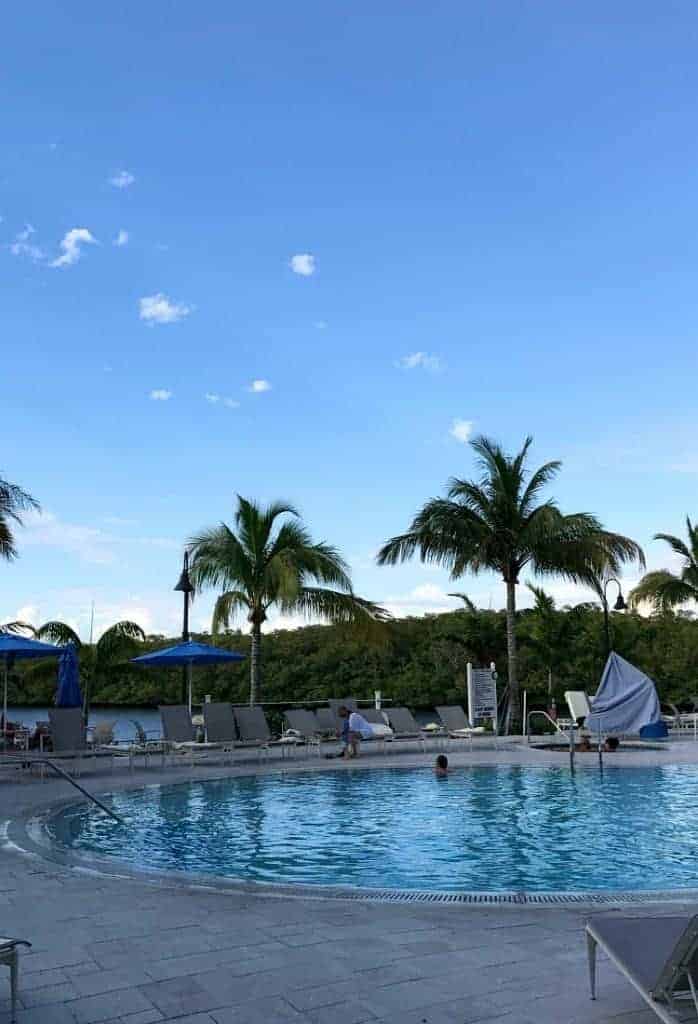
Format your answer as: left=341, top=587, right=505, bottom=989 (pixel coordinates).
left=602, top=577, right=626, bottom=658
left=174, top=551, right=195, bottom=705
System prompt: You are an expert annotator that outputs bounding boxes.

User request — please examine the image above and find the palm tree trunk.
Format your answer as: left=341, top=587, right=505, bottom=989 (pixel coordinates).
left=249, top=623, right=261, bottom=706
left=504, top=579, right=520, bottom=734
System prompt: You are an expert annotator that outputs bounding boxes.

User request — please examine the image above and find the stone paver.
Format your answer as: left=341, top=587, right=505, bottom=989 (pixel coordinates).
left=2, top=741, right=698, bottom=1022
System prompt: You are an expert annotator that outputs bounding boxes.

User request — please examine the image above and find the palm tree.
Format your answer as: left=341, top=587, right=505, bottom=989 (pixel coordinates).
left=5, top=619, right=144, bottom=718
left=630, top=517, right=698, bottom=613
left=189, top=496, right=389, bottom=705
left=0, top=475, right=39, bottom=561
left=377, top=435, right=644, bottom=732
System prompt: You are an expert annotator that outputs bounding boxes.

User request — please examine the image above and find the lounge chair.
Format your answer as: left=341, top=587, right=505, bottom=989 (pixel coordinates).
left=159, top=706, right=231, bottom=766
left=435, top=706, right=490, bottom=748
left=385, top=707, right=428, bottom=753
left=283, top=709, right=328, bottom=756
left=47, top=708, right=88, bottom=775
left=565, top=690, right=593, bottom=726
left=0, top=935, right=32, bottom=1023
left=202, top=701, right=235, bottom=741
left=586, top=914, right=698, bottom=1022
left=233, top=706, right=290, bottom=760
left=315, top=707, right=340, bottom=735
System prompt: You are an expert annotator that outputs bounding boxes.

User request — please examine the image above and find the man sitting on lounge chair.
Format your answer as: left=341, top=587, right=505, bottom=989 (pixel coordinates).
left=337, top=706, right=373, bottom=758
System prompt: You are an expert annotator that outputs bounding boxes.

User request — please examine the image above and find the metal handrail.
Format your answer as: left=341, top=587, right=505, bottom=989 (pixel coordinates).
left=41, top=758, right=124, bottom=824
left=526, top=710, right=568, bottom=744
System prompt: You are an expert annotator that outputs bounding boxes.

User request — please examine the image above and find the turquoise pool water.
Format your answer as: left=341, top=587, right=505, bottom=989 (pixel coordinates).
left=46, top=765, right=698, bottom=893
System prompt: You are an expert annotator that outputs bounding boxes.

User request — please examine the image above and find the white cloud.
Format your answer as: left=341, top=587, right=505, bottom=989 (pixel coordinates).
left=206, top=392, right=239, bottom=408
left=51, top=228, right=97, bottom=268
left=397, top=352, right=442, bottom=372
left=109, top=169, right=135, bottom=189
left=670, top=456, right=698, bottom=474
left=289, top=253, right=315, bottom=276
left=248, top=379, right=271, bottom=393
left=149, top=389, right=172, bottom=401
left=113, top=229, right=129, bottom=247
left=9, top=224, right=44, bottom=262
left=450, top=418, right=473, bottom=444
left=384, top=583, right=462, bottom=619
left=16, top=510, right=178, bottom=569
left=139, top=293, right=192, bottom=325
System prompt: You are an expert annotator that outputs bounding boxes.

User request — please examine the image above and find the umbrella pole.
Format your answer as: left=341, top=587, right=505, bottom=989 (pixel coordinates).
left=2, top=660, right=7, bottom=746
left=187, top=663, right=193, bottom=715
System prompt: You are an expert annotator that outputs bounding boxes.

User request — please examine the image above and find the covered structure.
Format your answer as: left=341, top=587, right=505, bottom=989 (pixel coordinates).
left=585, top=652, right=662, bottom=736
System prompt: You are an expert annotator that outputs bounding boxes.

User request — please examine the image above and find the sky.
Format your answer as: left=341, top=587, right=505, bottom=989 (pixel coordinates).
left=2, top=2, right=697, bottom=640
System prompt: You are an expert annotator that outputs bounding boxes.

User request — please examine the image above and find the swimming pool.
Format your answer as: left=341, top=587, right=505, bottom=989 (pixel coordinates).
left=45, top=765, right=698, bottom=894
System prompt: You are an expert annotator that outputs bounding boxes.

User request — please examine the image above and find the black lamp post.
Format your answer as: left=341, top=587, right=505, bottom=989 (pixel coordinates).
left=174, top=551, right=195, bottom=705
left=602, top=577, right=626, bottom=659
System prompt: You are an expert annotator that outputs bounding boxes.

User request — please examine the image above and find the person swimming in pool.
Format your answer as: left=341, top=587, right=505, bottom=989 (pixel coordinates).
left=434, top=754, right=449, bottom=777
left=337, top=706, right=373, bottom=758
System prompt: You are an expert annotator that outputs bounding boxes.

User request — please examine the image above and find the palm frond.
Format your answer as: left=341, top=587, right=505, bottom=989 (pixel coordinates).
left=0, top=620, right=36, bottom=636
left=629, top=571, right=698, bottom=613
left=447, top=593, right=477, bottom=614
left=289, top=587, right=390, bottom=624
left=36, top=621, right=82, bottom=647
left=95, top=621, right=145, bottom=666
left=211, top=590, right=250, bottom=633
left=654, top=532, right=693, bottom=564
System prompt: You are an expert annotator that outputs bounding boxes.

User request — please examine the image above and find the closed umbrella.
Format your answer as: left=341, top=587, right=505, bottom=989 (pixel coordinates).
left=56, top=643, right=82, bottom=708
left=131, top=640, right=245, bottom=712
left=0, top=634, right=62, bottom=742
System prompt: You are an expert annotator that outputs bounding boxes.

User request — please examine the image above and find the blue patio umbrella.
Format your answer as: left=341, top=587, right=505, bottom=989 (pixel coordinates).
left=131, top=641, right=245, bottom=711
left=56, top=643, right=82, bottom=708
left=0, top=634, right=62, bottom=736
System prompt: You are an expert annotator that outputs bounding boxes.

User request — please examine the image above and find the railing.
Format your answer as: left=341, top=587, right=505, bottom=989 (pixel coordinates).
left=526, top=710, right=568, bottom=743
left=40, top=758, right=124, bottom=824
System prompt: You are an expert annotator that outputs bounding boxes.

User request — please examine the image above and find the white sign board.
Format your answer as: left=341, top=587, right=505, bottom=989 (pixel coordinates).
left=467, top=662, right=498, bottom=734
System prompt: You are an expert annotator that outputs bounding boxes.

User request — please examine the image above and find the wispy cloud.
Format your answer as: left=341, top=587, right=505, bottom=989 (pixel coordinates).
left=149, top=389, right=172, bottom=401
left=205, top=392, right=239, bottom=408
left=669, top=455, right=698, bottom=474
left=248, top=379, right=271, bottom=393
left=289, top=253, right=315, bottom=276
left=109, top=169, right=135, bottom=189
left=51, top=228, right=97, bottom=268
left=450, top=418, right=473, bottom=443
left=113, top=229, right=129, bottom=247
left=9, top=224, right=44, bottom=262
left=139, top=293, right=192, bottom=325
left=397, top=351, right=442, bottom=372
left=18, top=510, right=178, bottom=567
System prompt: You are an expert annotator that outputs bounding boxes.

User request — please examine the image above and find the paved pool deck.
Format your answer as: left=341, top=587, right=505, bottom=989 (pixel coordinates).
left=2, top=737, right=698, bottom=1024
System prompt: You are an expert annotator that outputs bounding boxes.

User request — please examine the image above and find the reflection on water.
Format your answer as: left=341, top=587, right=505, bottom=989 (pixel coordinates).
left=48, top=765, right=698, bottom=893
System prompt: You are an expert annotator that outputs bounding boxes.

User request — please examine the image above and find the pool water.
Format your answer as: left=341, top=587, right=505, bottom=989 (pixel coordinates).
left=46, top=765, right=698, bottom=893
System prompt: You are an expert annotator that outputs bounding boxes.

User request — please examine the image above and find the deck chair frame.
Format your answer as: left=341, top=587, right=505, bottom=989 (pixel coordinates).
left=587, top=915, right=698, bottom=1023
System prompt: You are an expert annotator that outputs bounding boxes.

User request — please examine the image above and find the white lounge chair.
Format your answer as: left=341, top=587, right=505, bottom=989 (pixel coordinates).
left=587, top=913, right=698, bottom=1022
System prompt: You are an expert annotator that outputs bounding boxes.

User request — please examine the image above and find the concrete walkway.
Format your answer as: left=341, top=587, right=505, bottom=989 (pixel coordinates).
left=1, top=739, right=697, bottom=1023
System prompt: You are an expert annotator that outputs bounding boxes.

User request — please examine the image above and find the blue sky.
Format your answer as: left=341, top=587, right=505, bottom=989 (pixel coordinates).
left=2, top=2, right=697, bottom=638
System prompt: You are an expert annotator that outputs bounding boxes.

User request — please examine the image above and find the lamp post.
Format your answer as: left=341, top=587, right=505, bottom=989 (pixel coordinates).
left=174, top=551, right=195, bottom=706
left=602, top=577, right=626, bottom=659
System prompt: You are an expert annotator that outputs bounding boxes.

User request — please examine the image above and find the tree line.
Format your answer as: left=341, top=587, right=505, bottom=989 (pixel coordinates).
left=3, top=437, right=697, bottom=730
left=4, top=601, right=698, bottom=715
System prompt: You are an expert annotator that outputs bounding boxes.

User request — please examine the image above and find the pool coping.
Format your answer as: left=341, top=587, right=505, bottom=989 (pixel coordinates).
left=7, top=759, right=698, bottom=911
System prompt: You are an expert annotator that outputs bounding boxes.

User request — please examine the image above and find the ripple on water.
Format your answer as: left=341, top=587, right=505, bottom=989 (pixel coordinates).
left=45, top=765, right=698, bottom=893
